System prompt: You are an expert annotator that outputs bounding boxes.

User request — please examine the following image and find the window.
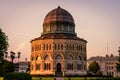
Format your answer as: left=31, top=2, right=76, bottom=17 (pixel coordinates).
left=32, top=46, right=34, bottom=52
left=54, top=43, right=57, bottom=50
left=46, top=44, right=48, bottom=50
left=61, top=44, right=63, bottom=50
left=39, top=44, right=41, bottom=50
left=67, top=63, right=73, bottom=70
left=73, top=44, right=74, bottom=50
left=58, top=44, right=60, bottom=50
left=49, top=44, right=51, bottom=50
left=31, top=56, right=34, bottom=61
left=44, top=55, right=50, bottom=61
left=43, top=44, right=45, bottom=50
left=66, top=55, right=73, bottom=61
left=36, top=56, right=40, bottom=60
left=77, top=64, right=82, bottom=70
left=36, top=63, right=40, bottom=70
left=66, top=44, right=68, bottom=50
left=44, top=63, right=51, bottom=70
left=78, top=56, right=82, bottom=61
left=55, top=55, right=62, bottom=61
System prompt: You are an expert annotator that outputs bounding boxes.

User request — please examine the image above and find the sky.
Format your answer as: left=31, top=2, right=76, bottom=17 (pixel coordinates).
left=0, top=0, right=120, bottom=61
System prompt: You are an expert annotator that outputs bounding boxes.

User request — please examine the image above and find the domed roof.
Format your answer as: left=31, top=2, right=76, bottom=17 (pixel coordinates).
left=43, top=6, right=75, bottom=25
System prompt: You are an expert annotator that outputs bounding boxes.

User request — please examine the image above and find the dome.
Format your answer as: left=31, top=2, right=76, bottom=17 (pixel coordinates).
left=42, top=6, right=76, bottom=36
left=43, top=6, right=75, bottom=25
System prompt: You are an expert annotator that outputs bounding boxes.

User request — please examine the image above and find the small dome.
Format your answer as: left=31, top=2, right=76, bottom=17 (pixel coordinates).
left=43, top=6, right=75, bottom=25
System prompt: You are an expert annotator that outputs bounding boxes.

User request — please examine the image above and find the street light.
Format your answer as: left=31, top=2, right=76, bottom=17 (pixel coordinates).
left=5, top=51, right=21, bottom=63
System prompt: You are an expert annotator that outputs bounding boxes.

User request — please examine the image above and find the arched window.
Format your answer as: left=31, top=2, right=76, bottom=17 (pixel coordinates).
left=78, top=55, right=82, bottom=61
left=77, top=45, right=79, bottom=51
left=43, top=44, right=45, bottom=50
left=36, top=56, right=40, bottom=61
left=49, top=44, right=51, bottom=50
left=44, top=55, right=51, bottom=70
left=31, top=56, right=34, bottom=61
left=46, top=44, right=48, bottom=50
left=67, top=63, right=73, bottom=70
left=32, top=46, right=34, bottom=52
left=73, top=44, right=74, bottom=50
left=55, top=55, right=62, bottom=61
left=77, top=64, right=82, bottom=70
left=54, top=43, right=57, bottom=50
left=58, top=44, right=60, bottom=50
left=66, top=44, right=68, bottom=50
left=61, top=44, right=63, bottom=50
left=36, top=63, right=40, bottom=70
left=40, top=44, right=41, bottom=50
left=44, top=55, right=50, bottom=61
left=66, top=55, right=73, bottom=61
left=70, top=44, right=71, bottom=50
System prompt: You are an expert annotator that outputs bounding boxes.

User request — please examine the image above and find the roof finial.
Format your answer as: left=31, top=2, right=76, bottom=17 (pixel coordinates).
left=58, top=6, right=61, bottom=9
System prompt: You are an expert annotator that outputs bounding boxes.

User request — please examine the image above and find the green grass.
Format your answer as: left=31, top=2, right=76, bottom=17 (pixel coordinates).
left=0, top=77, right=3, bottom=80
left=32, top=77, right=120, bottom=80
left=1, top=77, right=120, bottom=80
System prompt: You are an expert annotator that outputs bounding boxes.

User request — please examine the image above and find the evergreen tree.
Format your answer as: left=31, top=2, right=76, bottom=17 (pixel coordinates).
left=88, top=61, right=100, bottom=74
left=0, top=28, right=8, bottom=60
left=0, top=60, right=14, bottom=76
left=0, top=28, right=14, bottom=76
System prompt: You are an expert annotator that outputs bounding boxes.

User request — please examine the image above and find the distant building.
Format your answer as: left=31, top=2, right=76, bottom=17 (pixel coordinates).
left=87, top=54, right=119, bottom=77
left=30, top=6, right=87, bottom=76
left=19, top=62, right=30, bottom=72
left=14, top=61, right=30, bottom=73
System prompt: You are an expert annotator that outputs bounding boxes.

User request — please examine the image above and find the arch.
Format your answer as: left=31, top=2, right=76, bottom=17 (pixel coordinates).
left=65, top=53, right=75, bottom=60
left=66, top=55, right=73, bottom=60
left=36, top=55, right=41, bottom=61
left=55, top=55, right=62, bottom=60
left=42, top=52, right=52, bottom=60
left=77, top=55, right=82, bottom=61
left=54, top=54, right=64, bottom=61
left=44, top=55, right=50, bottom=61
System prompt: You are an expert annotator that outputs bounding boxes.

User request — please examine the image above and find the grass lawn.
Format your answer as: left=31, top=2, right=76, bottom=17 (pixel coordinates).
left=32, top=77, right=120, bottom=80
left=0, top=77, right=3, bottom=80
left=1, top=77, right=120, bottom=80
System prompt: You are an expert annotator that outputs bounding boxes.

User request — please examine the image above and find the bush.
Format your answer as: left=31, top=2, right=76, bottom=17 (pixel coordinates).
left=4, top=72, right=32, bottom=80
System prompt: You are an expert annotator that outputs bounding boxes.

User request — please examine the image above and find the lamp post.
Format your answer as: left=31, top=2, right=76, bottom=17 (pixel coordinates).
left=5, top=51, right=21, bottom=63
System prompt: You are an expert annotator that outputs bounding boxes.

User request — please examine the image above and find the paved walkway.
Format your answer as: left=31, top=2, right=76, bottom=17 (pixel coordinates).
left=56, top=77, right=64, bottom=80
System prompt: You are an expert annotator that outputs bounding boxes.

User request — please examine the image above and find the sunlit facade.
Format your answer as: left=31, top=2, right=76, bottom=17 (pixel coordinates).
left=30, top=6, right=87, bottom=76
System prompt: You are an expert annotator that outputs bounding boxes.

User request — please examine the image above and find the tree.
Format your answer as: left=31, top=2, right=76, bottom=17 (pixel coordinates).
left=116, top=47, right=120, bottom=72
left=96, top=70, right=102, bottom=76
left=0, top=28, right=8, bottom=60
left=88, top=61, right=100, bottom=74
left=0, top=60, right=14, bottom=76
left=0, top=28, right=14, bottom=76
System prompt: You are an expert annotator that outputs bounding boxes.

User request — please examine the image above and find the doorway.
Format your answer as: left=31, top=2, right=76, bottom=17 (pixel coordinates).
left=55, top=63, right=63, bottom=77
left=57, top=63, right=61, bottom=72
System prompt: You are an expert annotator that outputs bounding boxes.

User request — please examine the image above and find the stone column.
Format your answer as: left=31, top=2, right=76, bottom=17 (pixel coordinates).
left=41, top=60, right=44, bottom=71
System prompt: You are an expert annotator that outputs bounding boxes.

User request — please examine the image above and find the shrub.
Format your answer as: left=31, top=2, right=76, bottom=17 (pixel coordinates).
left=4, top=72, right=32, bottom=80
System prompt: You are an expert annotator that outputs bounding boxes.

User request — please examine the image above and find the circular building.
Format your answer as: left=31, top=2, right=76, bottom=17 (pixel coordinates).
left=30, top=6, right=87, bottom=77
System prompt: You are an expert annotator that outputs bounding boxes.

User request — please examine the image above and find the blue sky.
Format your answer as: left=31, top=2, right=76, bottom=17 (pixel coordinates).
left=0, top=0, right=120, bottom=61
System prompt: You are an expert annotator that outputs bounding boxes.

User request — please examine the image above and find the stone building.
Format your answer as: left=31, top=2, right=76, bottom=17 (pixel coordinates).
left=87, top=54, right=119, bottom=77
left=30, top=6, right=87, bottom=76
left=19, top=62, right=30, bottom=73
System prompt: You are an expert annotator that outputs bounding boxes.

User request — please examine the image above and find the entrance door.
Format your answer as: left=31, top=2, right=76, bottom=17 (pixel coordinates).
left=55, top=63, right=63, bottom=77
left=57, top=63, right=61, bottom=72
